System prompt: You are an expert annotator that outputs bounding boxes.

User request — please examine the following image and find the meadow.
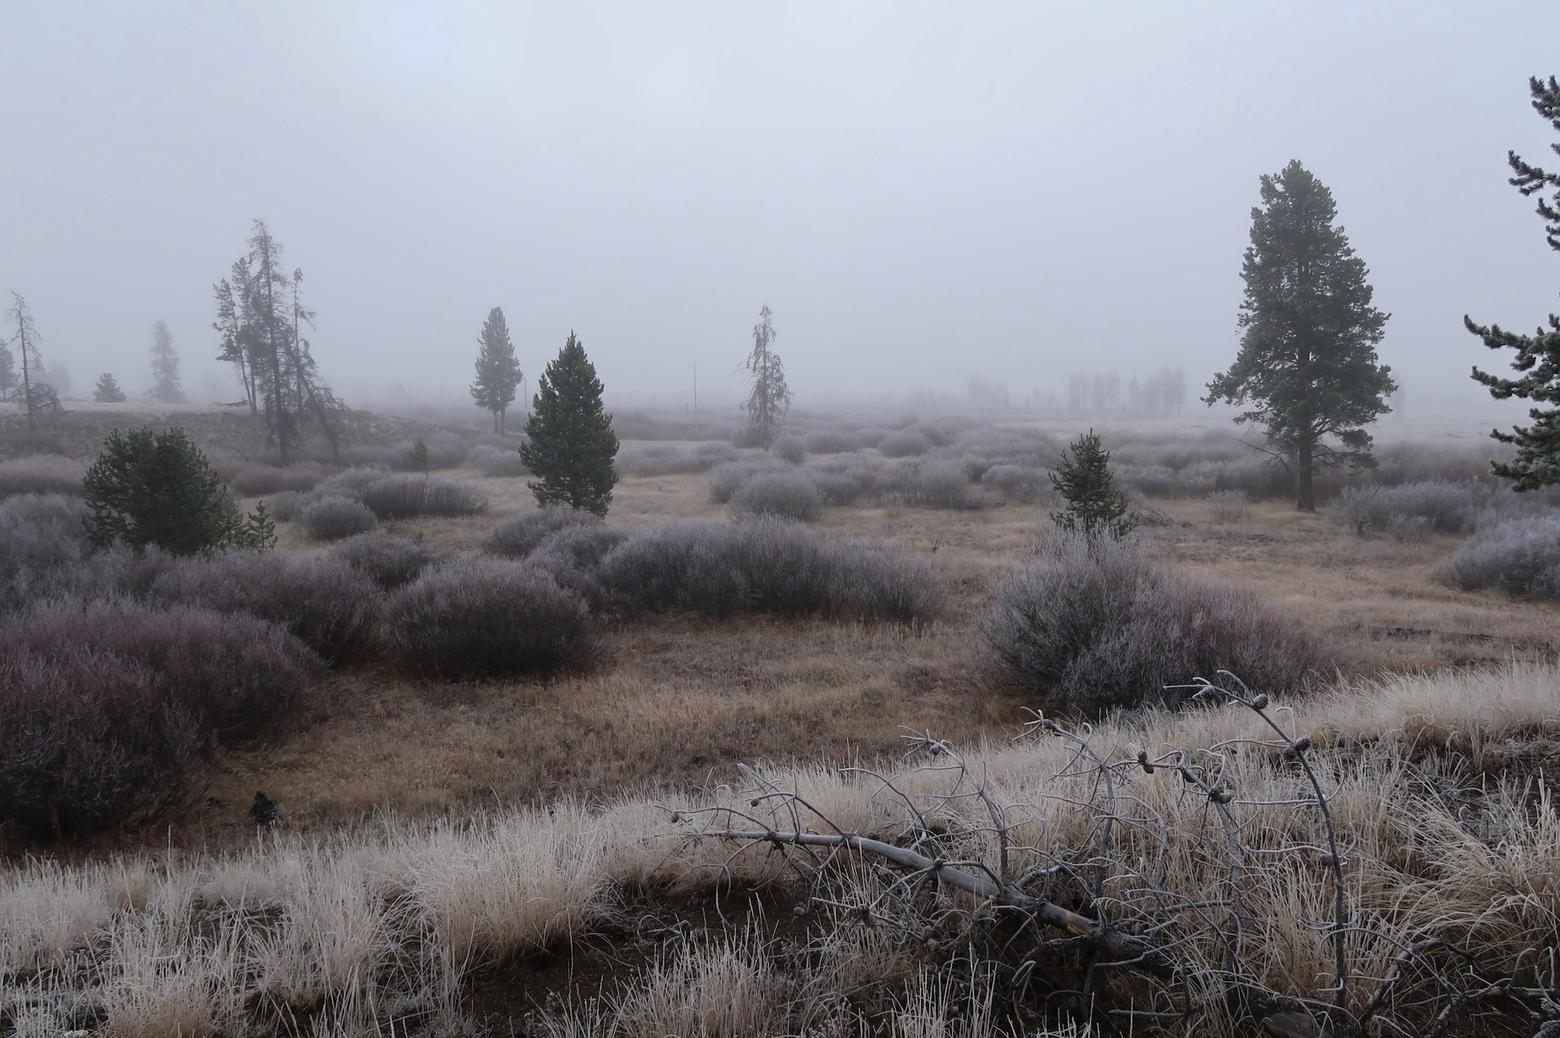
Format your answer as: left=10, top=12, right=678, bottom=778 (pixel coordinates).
left=2, top=405, right=1558, bottom=1037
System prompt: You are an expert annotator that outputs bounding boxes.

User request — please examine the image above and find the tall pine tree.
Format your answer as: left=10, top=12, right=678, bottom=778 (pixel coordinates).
left=520, top=332, right=618, bottom=515
left=1205, top=160, right=1394, bottom=511
left=1466, top=76, right=1560, bottom=490
left=1049, top=430, right=1138, bottom=539
left=147, top=320, right=186, bottom=404
left=469, top=306, right=523, bottom=433
left=6, top=292, right=43, bottom=431
left=740, top=305, right=791, bottom=449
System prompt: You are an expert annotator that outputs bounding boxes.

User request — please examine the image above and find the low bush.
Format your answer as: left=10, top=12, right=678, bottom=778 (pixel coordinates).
left=0, top=650, right=201, bottom=838
left=806, top=470, right=865, bottom=506
left=298, top=495, right=378, bottom=540
left=152, top=550, right=382, bottom=660
left=472, top=443, right=530, bottom=477
left=1329, top=481, right=1485, bottom=535
left=312, top=466, right=388, bottom=500
left=729, top=471, right=825, bottom=521
left=0, top=454, right=86, bottom=499
left=709, top=458, right=791, bottom=503
left=871, top=460, right=976, bottom=508
left=387, top=557, right=595, bottom=678
left=597, top=518, right=946, bottom=621
left=330, top=532, right=442, bottom=589
left=362, top=476, right=489, bottom=519
left=2, top=599, right=318, bottom=743
left=616, top=443, right=737, bottom=477
left=389, top=433, right=471, bottom=472
left=879, top=431, right=932, bottom=458
left=530, top=523, right=627, bottom=572
left=773, top=435, right=807, bottom=464
left=803, top=430, right=855, bottom=454
left=226, top=462, right=328, bottom=496
left=1431, top=514, right=1560, bottom=599
left=261, top=489, right=311, bottom=522
left=983, top=464, right=1046, bottom=503
left=981, top=534, right=1322, bottom=716
left=489, top=505, right=604, bottom=558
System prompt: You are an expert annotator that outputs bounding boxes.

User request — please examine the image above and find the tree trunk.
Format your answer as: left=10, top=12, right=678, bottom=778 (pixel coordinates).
left=1296, top=441, right=1315, bottom=512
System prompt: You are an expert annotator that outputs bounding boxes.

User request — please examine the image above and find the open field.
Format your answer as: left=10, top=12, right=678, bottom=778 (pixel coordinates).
left=4, top=410, right=1560, bottom=1036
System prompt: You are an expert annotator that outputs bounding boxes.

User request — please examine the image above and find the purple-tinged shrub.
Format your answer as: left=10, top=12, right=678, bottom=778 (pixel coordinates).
left=708, top=459, right=791, bottom=503
left=227, top=462, right=328, bottom=497
left=488, top=505, right=605, bottom=558
left=387, top=556, right=595, bottom=678
left=330, top=531, right=442, bottom=589
left=361, top=475, right=489, bottom=519
left=152, top=549, right=381, bottom=660
left=0, top=454, right=86, bottom=499
left=298, top=495, right=378, bottom=540
left=879, top=431, right=932, bottom=458
left=729, top=471, right=825, bottom=522
left=1432, top=514, right=1560, bottom=599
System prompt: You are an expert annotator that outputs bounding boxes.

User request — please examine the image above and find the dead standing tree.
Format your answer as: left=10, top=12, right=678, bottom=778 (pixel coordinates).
left=667, top=675, right=1560, bottom=1037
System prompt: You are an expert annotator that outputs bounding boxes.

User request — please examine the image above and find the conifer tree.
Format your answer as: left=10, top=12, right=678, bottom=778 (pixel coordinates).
left=6, top=291, right=43, bottom=431
left=93, top=372, right=127, bottom=403
left=1205, top=161, right=1394, bottom=511
left=147, top=320, right=186, bottom=404
left=740, top=305, right=791, bottom=449
left=520, top=332, right=619, bottom=515
left=1049, top=430, right=1138, bottom=539
left=1465, top=76, right=1560, bottom=490
left=469, top=306, right=523, bottom=434
left=406, top=437, right=431, bottom=477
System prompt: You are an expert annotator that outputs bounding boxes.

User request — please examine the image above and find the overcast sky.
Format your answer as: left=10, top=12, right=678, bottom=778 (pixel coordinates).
left=2, top=2, right=1555, bottom=418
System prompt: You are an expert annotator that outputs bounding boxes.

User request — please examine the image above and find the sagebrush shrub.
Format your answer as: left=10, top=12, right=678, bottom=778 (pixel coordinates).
left=361, top=476, right=489, bottom=519
left=330, top=531, right=442, bottom=589
left=981, top=534, right=1321, bottom=715
left=1432, top=514, right=1560, bottom=599
left=983, top=464, right=1046, bottom=503
left=312, top=466, right=388, bottom=500
left=261, top=489, right=311, bottom=522
left=227, top=462, right=328, bottom=496
left=729, top=471, right=825, bottom=522
left=152, top=549, right=381, bottom=660
left=879, top=431, right=932, bottom=458
left=387, top=556, right=595, bottom=677
left=803, top=430, right=855, bottom=454
left=597, top=518, right=945, bottom=621
left=0, top=454, right=86, bottom=499
left=489, top=505, right=604, bottom=558
left=709, top=459, right=791, bottom=504
left=299, top=495, right=378, bottom=540
left=472, top=443, right=530, bottom=477
left=806, top=470, right=865, bottom=506
left=773, top=435, right=808, bottom=464
left=530, top=523, right=627, bottom=572
left=0, top=650, right=202, bottom=838
left=2, top=599, right=317, bottom=743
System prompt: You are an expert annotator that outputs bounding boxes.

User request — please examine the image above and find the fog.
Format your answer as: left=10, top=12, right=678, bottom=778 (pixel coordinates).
left=2, top=2, right=1554, bottom=418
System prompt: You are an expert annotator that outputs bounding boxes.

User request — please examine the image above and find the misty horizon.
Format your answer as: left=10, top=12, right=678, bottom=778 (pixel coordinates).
left=3, top=3, right=1556, bottom=426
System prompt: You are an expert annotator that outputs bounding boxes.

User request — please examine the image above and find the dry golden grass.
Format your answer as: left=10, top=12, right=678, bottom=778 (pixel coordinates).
left=243, top=456, right=1560, bottom=837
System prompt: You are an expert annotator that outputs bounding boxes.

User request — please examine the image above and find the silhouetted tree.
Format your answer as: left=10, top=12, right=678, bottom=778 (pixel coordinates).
left=1206, top=160, right=1394, bottom=511
left=1466, top=76, right=1560, bottom=490
left=740, top=304, right=791, bottom=449
left=214, top=221, right=345, bottom=462
left=520, top=332, right=619, bottom=515
left=6, top=292, right=43, bottom=431
left=469, top=306, right=523, bottom=433
left=1049, top=430, right=1138, bottom=539
left=147, top=320, right=186, bottom=404
left=406, top=436, right=430, bottom=477
left=93, top=372, right=127, bottom=403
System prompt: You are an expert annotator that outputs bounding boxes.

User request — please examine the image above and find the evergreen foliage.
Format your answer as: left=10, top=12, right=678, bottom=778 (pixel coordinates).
left=93, top=372, right=127, bottom=403
left=520, top=333, right=619, bottom=515
left=740, top=305, right=792, bottom=450
left=147, top=320, right=186, bottom=403
left=1205, top=161, right=1395, bottom=511
left=83, top=426, right=275, bottom=554
left=1465, top=76, right=1560, bottom=490
left=469, top=306, right=524, bottom=433
left=1049, top=430, right=1138, bottom=539
left=406, top=437, right=431, bottom=476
